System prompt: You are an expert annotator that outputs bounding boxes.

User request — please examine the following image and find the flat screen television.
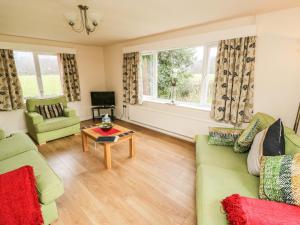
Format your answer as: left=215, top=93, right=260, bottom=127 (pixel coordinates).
left=91, top=91, right=115, bottom=106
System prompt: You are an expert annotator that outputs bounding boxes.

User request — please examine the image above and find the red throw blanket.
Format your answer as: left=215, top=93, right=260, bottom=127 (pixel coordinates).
left=0, top=166, right=43, bottom=225
left=222, top=194, right=300, bottom=225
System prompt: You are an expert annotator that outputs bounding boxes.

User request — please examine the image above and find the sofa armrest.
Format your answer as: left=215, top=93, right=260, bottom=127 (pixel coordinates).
left=63, top=108, right=76, bottom=117
left=25, top=112, right=43, bottom=125
left=0, top=129, right=5, bottom=140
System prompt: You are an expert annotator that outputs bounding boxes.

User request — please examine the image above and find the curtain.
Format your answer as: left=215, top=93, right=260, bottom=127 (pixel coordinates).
left=0, top=49, right=24, bottom=111
left=123, top=52, right=140, bottom=104
left=60, top=53, right=81, bottom=102
left=210, top=36, right=256, bottom=124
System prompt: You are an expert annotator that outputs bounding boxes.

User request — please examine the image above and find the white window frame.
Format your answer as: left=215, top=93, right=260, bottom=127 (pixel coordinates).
left=14, top=51, right=63, bottom=99
left=140, top=42, right=217, bottom=110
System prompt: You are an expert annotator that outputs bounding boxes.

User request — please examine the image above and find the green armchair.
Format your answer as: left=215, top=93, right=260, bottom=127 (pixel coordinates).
left=25, top=96, right=80, bottom=145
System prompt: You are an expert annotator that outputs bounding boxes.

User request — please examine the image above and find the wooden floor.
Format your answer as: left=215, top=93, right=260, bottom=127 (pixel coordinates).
left=38, top=120, right=196, bottom=225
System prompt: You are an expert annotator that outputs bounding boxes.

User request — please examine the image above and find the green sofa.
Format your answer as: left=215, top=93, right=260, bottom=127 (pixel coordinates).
left=25, top=96, right=80, bottom=145
left=195, top=112, right=300, bottom=225
left=0, top=130, right=64, bottom=224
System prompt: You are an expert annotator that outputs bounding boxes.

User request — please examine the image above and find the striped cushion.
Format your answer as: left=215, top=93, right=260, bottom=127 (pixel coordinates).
left=36, top=103, right=64, bottom=119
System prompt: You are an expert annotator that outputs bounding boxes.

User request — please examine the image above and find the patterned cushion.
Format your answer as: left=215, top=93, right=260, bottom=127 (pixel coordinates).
left=259, top=154, right=300, bottom=206
left=36, top=103, right=64, bottom=119
left=208, top=127, right=243, bottom=146
left=233, top=119, right=262, bottom=153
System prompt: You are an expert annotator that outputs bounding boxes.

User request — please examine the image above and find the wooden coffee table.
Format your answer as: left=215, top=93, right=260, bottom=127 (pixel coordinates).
left=81, top=124, right=136, bottom=169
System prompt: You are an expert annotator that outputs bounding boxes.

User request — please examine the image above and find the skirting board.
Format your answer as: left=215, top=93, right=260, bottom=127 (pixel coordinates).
left=118, top=117, right=195, bottom=143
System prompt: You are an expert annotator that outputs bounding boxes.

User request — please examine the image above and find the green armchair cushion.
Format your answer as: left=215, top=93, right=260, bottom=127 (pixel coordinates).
left=0, top=129, right=5, bottom=140
left=34, top=116, right=80, bottom=133
left=63, top=108, right=76, bottom=117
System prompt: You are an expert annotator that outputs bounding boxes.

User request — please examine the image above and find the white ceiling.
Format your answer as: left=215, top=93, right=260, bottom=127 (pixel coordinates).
left=0, top=0, right=300, bottom=46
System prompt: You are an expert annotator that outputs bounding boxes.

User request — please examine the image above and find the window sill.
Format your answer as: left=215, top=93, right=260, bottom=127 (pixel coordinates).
left=142, top=98, right=211, bottom=112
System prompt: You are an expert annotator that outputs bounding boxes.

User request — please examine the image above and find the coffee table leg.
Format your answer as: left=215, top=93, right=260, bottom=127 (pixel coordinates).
left=129, top=135, right=136, bottom=157
left=104, top=143, right=112, bottom=169
left=82, top=132, right=88, bottom=152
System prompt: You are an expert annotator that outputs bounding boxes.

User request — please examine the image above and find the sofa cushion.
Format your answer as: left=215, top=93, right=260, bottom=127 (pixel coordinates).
left=196, top=165, right=259, bottom=225
left=0, top=133, right=37, bottom=161
left=247, top=130, right=266, bottom=176
left=208, top=127, right=243, bottom=146
left=259, top=154, right=300, bottom=206
left=234, top=119, right=261, bottom=153
left=36, top=103, right=64, bottom=119
left=0, top=150, right=64, bottom=204
left=63, top=108, right=76, bottom=117
left=34, top=116, right=80, bottom=133
left=196, top=135, right=248, bottom=172
left=263, top=118, right=285, bottom=156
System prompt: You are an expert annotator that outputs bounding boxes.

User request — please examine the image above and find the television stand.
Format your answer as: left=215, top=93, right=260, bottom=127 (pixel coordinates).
left=91, top=105, right=115, bottom=122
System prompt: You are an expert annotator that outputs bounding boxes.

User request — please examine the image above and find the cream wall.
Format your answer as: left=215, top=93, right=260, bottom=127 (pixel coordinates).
left=0, top=35, right=106, bottom=134
left=255, top=8, right=300, bottom=128
left=103, top=7, right=300, bottom=139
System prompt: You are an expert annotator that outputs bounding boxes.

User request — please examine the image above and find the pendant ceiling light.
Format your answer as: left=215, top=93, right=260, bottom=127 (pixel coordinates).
left=65, top=5, right=101, bottom=35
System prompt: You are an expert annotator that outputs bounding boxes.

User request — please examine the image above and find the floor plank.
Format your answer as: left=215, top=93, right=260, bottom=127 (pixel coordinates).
left=38, top=120, right=196, bottom=225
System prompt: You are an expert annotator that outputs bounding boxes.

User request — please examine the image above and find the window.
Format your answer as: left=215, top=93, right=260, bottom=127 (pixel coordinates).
left=14, top=51, right=63, bottom=98
left=140, top=44, right=217, bottom=109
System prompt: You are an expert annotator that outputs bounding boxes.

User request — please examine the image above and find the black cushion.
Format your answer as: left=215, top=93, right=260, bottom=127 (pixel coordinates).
left=263, top=118, right=285, bottom=156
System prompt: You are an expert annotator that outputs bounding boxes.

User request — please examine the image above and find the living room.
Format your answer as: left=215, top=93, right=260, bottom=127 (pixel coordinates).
left=1, top=1, right=300, bottom=225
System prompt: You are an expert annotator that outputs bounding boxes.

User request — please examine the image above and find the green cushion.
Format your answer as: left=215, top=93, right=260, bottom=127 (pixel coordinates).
left=0, top=133, right=37, bottom=161
left=34, top=116, right=80, bottom=133
left=26, top=96, right=67, bottom=112
left=196, top=135, right=248, bottom=172
left=196, top=165, right=259, bottom=225
left=0, top=150, right=64, bottom=204
left=63, top=108, right=76, bottom=117
left=0, top=129, right=5, bottom=140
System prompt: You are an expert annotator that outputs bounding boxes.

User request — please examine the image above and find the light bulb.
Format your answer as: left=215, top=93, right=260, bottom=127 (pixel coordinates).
left=64, top=12, right=78, bottom=25
left=89, top=12, right=102, bottom=25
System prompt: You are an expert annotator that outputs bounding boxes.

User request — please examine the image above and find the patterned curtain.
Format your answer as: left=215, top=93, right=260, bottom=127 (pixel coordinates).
left=0, top=49, right=24, bottom=111
left=123, top=52, right=140, bottom=104
left=60, top=53, right=81, bottom=102
left=210, top=36, right=256, bottom=124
